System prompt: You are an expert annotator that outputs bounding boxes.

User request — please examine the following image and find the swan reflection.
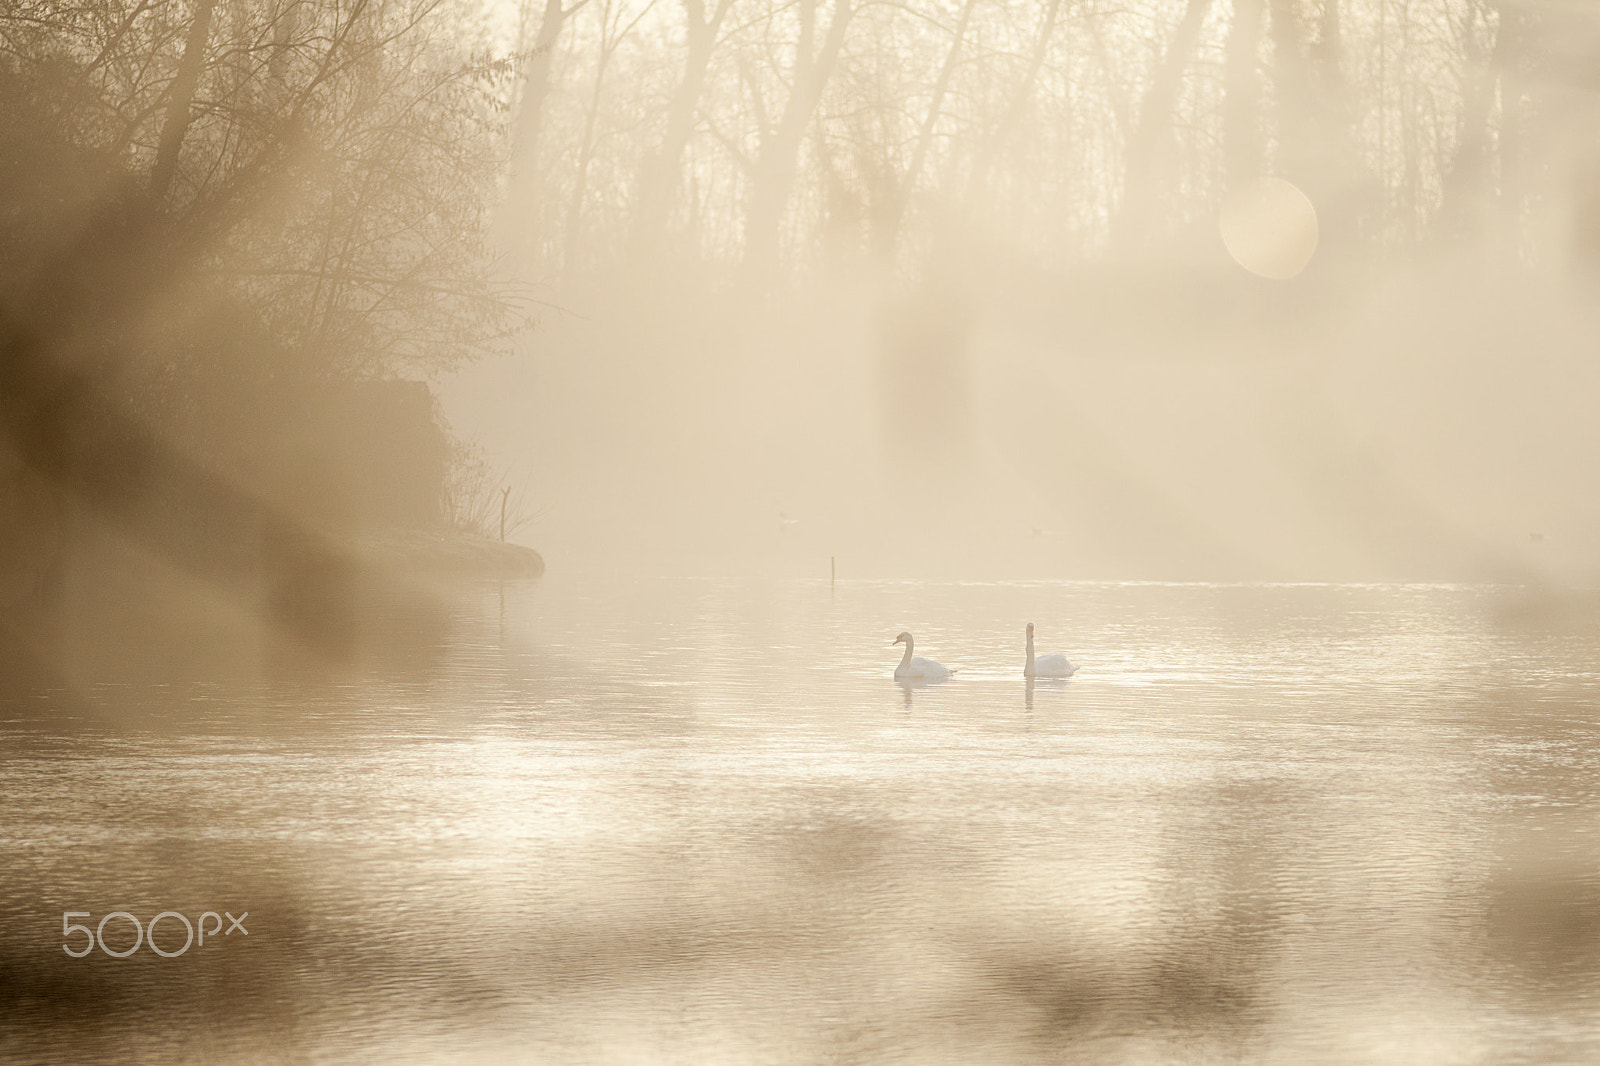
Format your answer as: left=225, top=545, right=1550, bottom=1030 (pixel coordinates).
left=896, top=673, right=950, bottom=709
left=1024, top=675, right=1071, bottom=712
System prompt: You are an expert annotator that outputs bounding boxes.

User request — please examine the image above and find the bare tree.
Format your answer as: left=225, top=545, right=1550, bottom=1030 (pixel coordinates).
left=505, top=0, right=595, bottom=271
left=1438, top=0, right=1484, bottom=230
left=564, top=0, right=659, bottom=272
left=963, top=0, right=1065, bottom=215
left=741, top=0, right=854, bottom=276
left=878, top=0, right=982, bottom=253
left=2, top=0, right=527, bottom=379
left=1223, top=0, right=1265, bottom=191
left=1111, top=0, right=1213, bottom=250
left=629, top=0, right=739, bottom=260
left=148, top=0, right=217, bottom=208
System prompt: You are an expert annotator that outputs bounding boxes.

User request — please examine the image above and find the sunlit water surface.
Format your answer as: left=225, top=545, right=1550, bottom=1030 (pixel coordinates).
left=4, top=578, right=1600, bottom=1064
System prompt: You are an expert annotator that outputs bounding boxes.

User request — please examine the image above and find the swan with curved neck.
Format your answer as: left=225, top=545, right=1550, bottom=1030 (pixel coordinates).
left=893, top=631, right=952, bottom=680
left=1025, top=623, right=1077, bottom=677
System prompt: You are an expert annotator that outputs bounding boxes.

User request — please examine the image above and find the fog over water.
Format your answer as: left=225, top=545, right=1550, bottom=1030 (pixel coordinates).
left=7, top=578, right=1600, bottom=1064
left=4, top=0, right=1600, bottom=1061
left=446, top=262, right=1600, bottom=583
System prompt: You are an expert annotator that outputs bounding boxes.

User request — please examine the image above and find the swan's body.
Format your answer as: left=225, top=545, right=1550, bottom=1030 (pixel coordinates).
left=893, top=631, right=952, bottom=680
left=1025, top=623, right=1077, bottom=677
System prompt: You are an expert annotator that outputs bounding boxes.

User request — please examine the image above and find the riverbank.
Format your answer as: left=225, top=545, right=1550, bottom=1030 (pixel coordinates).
left=0, top=516, right=545, bottom=695
left=355, top=528, right=546, bottom=580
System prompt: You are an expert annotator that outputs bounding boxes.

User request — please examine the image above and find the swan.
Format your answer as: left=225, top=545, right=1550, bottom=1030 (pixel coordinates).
left=1024, top=622, right=1077, bottom=677
left=893, top=631, right=952, bottom=680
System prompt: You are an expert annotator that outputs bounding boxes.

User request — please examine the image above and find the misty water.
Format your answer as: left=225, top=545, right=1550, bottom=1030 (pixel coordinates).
left=4, top=577, right=1600, bottom=1064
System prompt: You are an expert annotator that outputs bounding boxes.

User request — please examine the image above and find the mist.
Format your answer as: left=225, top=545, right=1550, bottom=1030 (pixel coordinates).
left=6, top=2, right=1600, bottom=1064
left=449, top=255, right=1600, bottom=582
left=443, top=0, right=1600, bottom=585
left=7, top=0, right=1599, bottom=595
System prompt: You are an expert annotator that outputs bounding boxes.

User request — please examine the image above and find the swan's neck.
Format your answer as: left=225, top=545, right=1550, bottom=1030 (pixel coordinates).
left=899, top=639, right=914, bottom=669
left=1025, top=630, right=1035, bottom=669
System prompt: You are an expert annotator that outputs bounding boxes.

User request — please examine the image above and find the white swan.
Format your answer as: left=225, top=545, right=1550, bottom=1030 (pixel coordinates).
left=893, top=631, right=952, bottom=680
left=1025, top=622, right=1077, bottom=677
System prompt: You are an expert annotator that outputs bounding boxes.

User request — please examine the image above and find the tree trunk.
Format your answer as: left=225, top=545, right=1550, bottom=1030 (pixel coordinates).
left=505, top=0, right=574, bottom=270
left=1306, top=0, right=1364, bottom=256
left=1222, top=0, right=1264, bottom=192
left=564, top=5, right=614, bottom=273
left=1439, top=0, right=1491, bottom=242
left=741, top=0, right=852, bottom=278
left=630, top=0, right=734, bottom=262
left=878, top=0, right=979, bottom=254
left=1111, top=0, right=1213, bottom=251
left=149, top=0, right=217, bottom=209
left=1268, top=0, right=1314, bottom=179
left=1269, top=0, right=1361, bottom=255
left=964, top=0, right=1063, bottom=213
left=1490, top=0, right=1532, bottom=254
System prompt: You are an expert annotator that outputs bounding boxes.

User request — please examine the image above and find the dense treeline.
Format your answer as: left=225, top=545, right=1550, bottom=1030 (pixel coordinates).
left=500, top=0, right=1599, bottom=282
left=2, top=0, right=522, bottom=365
left=0, top=0, right=527, bottom=533
left=0, top=0, right=529, bottom=676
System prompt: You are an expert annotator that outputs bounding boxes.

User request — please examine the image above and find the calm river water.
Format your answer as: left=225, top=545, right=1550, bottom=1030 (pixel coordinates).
left=3, top=577, right=1600, bottom=1064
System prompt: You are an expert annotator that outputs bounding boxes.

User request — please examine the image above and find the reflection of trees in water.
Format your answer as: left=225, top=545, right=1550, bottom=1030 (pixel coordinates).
left=1489, top=838, right=1600, bottom=999
left=0, top=458, right=62, bottom=610
left=0, top=728, right=1283, bottom=1061
left=1024, top=676, right=1073, bottom=713
left=1468, top=677, right=1600, bottom=1008
left=8, top=585, right=1600, bottom=1060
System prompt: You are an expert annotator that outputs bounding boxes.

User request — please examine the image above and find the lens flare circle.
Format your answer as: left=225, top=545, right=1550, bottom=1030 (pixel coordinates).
left=1220, top=178, right=1319, bottom=280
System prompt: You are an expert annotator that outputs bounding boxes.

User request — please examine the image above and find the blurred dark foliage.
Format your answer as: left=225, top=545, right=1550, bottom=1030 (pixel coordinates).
left=0, top=1, right=524, bottom=687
